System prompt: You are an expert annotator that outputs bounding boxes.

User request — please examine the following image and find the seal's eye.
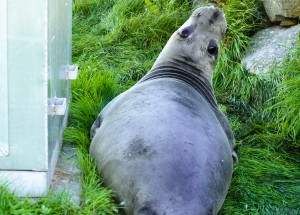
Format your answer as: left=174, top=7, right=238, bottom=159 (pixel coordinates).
left=207, top=40, right=218, bottom=55
left=179, top=26, right=194, bottom=38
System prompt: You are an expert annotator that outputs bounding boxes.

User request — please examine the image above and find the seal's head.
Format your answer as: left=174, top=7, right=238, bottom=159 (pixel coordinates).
left=152, top=6, right=227, bottom=83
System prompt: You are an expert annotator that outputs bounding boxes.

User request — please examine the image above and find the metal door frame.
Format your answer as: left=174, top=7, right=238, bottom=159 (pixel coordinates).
left=0, top=0, right=9, bottom=157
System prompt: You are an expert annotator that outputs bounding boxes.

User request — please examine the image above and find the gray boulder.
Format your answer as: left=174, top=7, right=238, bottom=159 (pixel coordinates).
left=262, top=0, right=300, bottom=23
left=241, top=25, right=300, bottom=75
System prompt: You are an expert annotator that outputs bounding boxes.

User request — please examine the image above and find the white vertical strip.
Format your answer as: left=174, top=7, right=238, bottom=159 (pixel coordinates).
left=0, top=0, right=9, bottom=156
left=44, top=0, right=49, bottom=168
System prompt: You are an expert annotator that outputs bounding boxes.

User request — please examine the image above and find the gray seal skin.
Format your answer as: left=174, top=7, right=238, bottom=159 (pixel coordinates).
left=90, top=6, right=237, bottom=215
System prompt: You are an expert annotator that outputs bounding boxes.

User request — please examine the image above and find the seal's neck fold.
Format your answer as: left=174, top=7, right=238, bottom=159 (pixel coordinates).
left=138, top=63, right=218, bottom=109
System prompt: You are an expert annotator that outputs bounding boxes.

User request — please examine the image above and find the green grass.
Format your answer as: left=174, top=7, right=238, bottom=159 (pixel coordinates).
left=211, top=1, right=300, bottom=212
left=270, top=37, right=300, bottom=145
left=64, top=70, right=119, bottom=214
left=0, top=185, right=80, bottom=214
left=1, top=0, right=300, bottom=214
left=213, top=0, right=279, bottom=109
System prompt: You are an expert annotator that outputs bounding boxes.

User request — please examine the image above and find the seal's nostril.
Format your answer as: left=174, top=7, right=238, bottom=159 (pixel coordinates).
left=208, top=45, right=218, bottom=55
left=207, top=40, right=219, bottom=56
left=208, top=10, right=220, bottom=25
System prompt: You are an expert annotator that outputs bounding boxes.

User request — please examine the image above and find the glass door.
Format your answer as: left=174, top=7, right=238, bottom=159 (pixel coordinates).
left=0, top=0, right=9, bottom=157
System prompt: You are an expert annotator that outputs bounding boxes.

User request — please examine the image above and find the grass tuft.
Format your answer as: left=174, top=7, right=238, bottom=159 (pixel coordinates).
left=69, top=70, right=117, bottom=132
left=78, top=149, right=119, bottom=214
left=213, top=0, right=272, bottom=108
left=64, top=69, right=120, bottom=213
left=270, top=37, right=300, bottom=145
left=0, top=185, right=79, bottom=214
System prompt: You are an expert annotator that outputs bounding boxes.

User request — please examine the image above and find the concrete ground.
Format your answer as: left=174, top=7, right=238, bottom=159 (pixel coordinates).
left=51, top=144, right=82, bottom=205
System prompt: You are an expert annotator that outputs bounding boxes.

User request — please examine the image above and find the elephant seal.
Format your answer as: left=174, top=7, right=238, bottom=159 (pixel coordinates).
left=90, top=6, right=237, bottom=215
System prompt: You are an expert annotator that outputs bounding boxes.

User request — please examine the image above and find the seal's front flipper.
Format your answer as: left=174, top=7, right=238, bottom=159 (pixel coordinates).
left=232, top=144, right=238, bottom=164
left=90, top=113, right=104, bottom=139
left=90, top=98, right=116, bottom=139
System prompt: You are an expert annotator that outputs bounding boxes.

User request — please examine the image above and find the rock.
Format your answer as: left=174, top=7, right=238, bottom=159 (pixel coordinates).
left=262, top=0, right=300, bottom=23
left=241, top=25, right=300, bottom=75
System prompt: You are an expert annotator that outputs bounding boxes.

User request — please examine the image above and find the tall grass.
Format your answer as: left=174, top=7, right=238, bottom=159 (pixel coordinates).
left=211, top=0, right=300, bottom=213
left=213, top=0, right=275, bottom=108
left=271, top=36, right=300, bottom=145
left=0, top=185, right=79, bottom=214
left=64, top=69, right=119, bottom=213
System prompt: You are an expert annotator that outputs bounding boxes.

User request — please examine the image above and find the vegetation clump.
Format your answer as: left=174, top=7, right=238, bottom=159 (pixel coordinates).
left=0, top=185, right=79, bottom=214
